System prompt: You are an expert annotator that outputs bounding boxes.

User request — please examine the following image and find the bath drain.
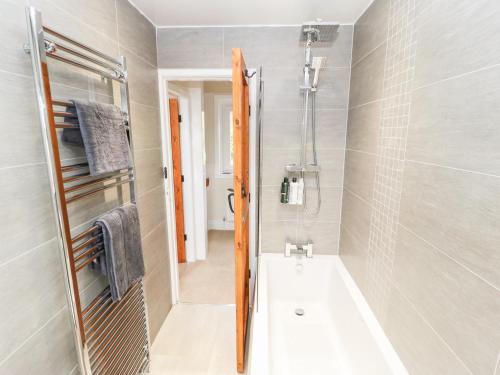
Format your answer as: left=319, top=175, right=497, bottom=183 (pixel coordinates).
left=295, top=308, right=305, bottom=316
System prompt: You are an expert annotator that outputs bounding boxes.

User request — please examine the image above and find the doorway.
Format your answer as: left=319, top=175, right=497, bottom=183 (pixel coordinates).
left=171, top=80, right=235, bottom=304
left=154, top=66, right=259, bottom=373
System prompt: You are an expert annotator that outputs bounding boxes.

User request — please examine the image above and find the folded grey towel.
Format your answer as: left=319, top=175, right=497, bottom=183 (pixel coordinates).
left=96, top=203, right=144, bottom=301
left=62, top=100, right=132, bottom=176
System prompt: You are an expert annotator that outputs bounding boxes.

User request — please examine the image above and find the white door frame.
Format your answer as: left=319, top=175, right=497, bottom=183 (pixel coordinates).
left=158, top=69, right=259, bottom=305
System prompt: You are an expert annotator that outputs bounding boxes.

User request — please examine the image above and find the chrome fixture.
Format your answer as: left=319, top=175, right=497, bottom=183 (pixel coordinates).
left=285, top=241, right=313, bottom=258
left=295, top=308, right=305, bottom=316
left=286, top=21, right=339, bottom=215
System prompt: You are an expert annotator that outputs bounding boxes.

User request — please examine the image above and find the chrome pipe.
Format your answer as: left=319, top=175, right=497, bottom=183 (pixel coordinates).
left=89, top=307, right=144, bottom=369
left=82, top=288, right=111, bottom=318
left=66, top=177, right=133, bottom=203
left=46, top=52, right=125, bottom=83
left=43, top=26, right=122, bottom=65
left=64, top=171, right=130, bottom=194
left=72, top=225, right=99, bottom=244
left=45, top=37, right=123, bottom=76
left=85, top=283, right=142, bottom=340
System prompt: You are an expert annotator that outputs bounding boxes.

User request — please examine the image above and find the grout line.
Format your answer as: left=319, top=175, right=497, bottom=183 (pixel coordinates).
left=0, top=68, right=33, bottom=80
left=348, top=98, right=384, bottom=110
left=398, top=223, right=500, bottom=293
left=351, top=39, right=386, bottom=68
left=405, top=159, right=500, bottom=180
left=413, top=62, right=500, bottom=92
left=129, top=100, right=160, bottom=110
left=353, top=0, right=377, bottom=25
left=344, top=186, right=373, bottom=207
left=136, top=183, right=164, bottom=199
left=391, top=283, right=475, bottom=375
left=45, top=0, right=120, bottom=52
left=0, top=237, right=56, bottom=269
left=67, top=364, right=79, bottom=375
left=143, top=220, right=167, bottom=240
left=0, top=161, right=46, bottom=171
left=156, top=23, right=353, bottom=29
left=113, top=0, right=120, bottom=51
left=118, top=44, right=158, bottom=69
left=345, top=148, right=377, bottom=156
left=494, top=351, right=500, bottom=375
left=127, top=0, right=157, bottom=27
left=0, top=306, right=68, bottom=369
left=338, top=25, right=355, bottom=257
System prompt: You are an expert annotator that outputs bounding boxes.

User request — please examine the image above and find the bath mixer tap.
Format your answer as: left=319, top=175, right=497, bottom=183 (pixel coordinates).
left=285, top=242, right=313, bottom=258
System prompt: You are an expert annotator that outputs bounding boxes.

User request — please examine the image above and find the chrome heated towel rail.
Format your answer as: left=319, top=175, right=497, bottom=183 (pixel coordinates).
left=25, top=6, right=150, bottom=374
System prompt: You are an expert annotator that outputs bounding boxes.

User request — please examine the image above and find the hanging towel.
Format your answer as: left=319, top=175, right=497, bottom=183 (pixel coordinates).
left=95, top=203, right=144, bottom=301
left=62, top=100, right=132, bottom=176
left=117, top=204, right=145, bottom=283
left=61, top=104, right=84, bottom=146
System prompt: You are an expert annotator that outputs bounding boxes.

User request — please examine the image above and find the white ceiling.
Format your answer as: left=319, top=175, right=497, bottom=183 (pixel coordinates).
left=129, top=0, right=373, bottom=27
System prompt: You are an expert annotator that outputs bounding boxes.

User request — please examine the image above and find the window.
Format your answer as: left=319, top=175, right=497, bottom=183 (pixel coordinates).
left=216, top=96, right=233, bottom=176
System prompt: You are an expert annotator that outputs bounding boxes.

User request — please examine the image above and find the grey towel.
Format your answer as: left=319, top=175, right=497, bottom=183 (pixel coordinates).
left=61, top=105, right=83, bottom=146
left=96, top=203, right=144, bottom=301
left=62, top=100, right=132, bottom=176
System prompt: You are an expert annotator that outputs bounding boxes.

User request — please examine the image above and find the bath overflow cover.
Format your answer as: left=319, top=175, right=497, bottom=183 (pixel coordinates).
left=295, top=308, right=305, bottom=316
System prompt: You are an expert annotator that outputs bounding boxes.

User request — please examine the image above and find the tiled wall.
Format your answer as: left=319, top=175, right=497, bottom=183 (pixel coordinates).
left=340, top=0, right=500, bottom=374
left=0, top=0, right=170, bottom=373
left=157, top=26, right=353, bottom=254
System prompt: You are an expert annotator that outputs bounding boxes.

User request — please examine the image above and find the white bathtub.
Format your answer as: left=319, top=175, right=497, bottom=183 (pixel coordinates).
left=248, top=254, right=408, bottom=375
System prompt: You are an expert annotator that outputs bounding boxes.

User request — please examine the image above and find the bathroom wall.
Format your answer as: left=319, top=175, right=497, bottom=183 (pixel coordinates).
left=203, top=81, right=234, bottom=229
left=157, top=26, right=353, bottom=254
left=0, top=0, right=170, bottom=373
left=340, top=0, right=500, bottom=374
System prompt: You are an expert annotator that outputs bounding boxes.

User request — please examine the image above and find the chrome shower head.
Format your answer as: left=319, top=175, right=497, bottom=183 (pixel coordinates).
left=300, top=21, right=339, bottom=43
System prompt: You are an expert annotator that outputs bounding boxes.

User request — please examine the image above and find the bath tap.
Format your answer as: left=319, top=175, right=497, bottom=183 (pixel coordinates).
left=285, top=242, right=313, bottom=258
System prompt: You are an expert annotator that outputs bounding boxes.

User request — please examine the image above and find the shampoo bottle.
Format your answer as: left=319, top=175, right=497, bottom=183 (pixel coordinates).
left=296, top=177, right=304, bottom=205
left=280, top=177, right=290, bottom=204
left=289, top=177, right=298, bottom=205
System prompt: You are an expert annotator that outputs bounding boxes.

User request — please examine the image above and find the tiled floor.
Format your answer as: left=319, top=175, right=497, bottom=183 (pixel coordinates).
left=149, top=304, right=240, bottom=375
left=148, top=231, right=240, bottom=374
left=178, top=230, right=235, bottom=304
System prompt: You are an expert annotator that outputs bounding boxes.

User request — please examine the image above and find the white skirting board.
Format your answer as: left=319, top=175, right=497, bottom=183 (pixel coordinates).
left=208, top=219, right=234, bottom=231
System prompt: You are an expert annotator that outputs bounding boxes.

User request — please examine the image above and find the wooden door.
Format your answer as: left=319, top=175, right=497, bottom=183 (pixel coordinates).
left=169, top=98, right=186, bottom=263
left=232, top=48, right=250, bottom=373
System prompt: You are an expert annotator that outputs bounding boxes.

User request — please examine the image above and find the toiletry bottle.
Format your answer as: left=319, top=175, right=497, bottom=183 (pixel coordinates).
left=297, top=177, right=304, bottom=205
left=280, top=177, right=290, bottom=204
left=289, top=177, right=298, bottom=205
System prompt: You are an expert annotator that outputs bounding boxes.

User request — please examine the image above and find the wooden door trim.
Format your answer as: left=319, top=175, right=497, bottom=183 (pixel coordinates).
left=169, top=98, right=186, bottom=263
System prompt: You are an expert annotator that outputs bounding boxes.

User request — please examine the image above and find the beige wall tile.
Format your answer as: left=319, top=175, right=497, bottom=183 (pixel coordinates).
left=260, top=221, right=297, bottom=253
left=157, top=28, right=224, bottom=69
left=0, top=308, right=77, bottom=375
left=343, top=149, right=376, bottom=203
left=400, top=161, right=500, bottom=288
left=393, top=226, right=500, bottom=374
left=0, top=239, right=67, bottom=361
left=346, top=101, right=381, bottom=154
left=385, top=286, right=473, bottom=375
left=0, top=164, right=56, bottom=264
left=414, top=0, right=500, bottom=88
left=349, top=43, right=386, bottom=108
left=116, top=0, right=157, bottom=66
left=407, top=65, right=500, bottom=176
left=352, top=0, right=389, bottom=65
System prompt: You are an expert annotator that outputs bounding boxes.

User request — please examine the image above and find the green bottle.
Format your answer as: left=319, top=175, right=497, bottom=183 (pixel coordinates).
left=280, top=177, right=290, bottom=204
